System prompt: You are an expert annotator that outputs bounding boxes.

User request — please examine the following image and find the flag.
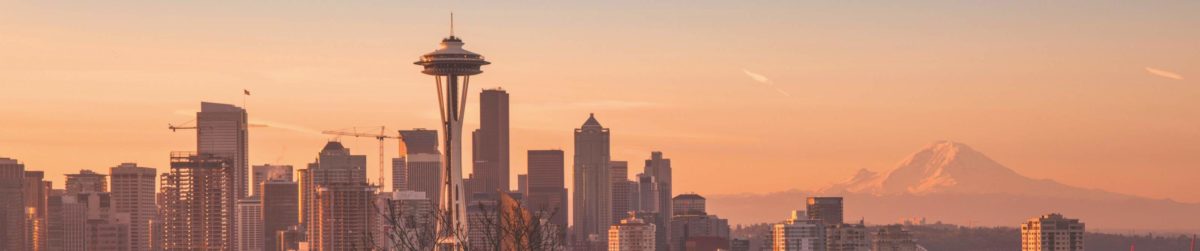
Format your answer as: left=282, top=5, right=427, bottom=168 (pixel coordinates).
left=244, top=89, right=250, bottom=95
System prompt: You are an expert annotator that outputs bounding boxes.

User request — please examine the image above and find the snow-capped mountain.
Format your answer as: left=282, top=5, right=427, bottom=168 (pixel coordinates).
left=821, top=141, right=1126, bottom=200
left=708, top=141, right=1200, bottom=230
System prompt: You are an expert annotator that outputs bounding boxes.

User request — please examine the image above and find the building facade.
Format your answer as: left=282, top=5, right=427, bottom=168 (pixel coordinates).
left=311, top=183, right=376, bottom=250
left=574, top=114, right=613, bottom=248
left=806, top=197, right=843, bottom=226
left=262, top=180, right=299, bottom=251
left=773, top=211, right=825, bottom=251
left=472, top=88, right=511, bottom=195
left=238, top=197, right=264, bottom=251
left=111, top=163, right=157, bottom=251
left=527, top=150, right=568, bottom=244
left=871, top=225, right=917, bottom=251
left=160, top=152, right=235, bottom=250
left=251, top=164, right=293, bottom=196
left=0, top=157, right=26, bottom=251
left=609, top=214, right=656, bottom=251
left=1020, top=213, right=1084, bottom=251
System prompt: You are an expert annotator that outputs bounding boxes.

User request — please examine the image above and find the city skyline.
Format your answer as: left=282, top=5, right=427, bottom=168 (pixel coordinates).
left=2, top=1, right=1198, bottom=205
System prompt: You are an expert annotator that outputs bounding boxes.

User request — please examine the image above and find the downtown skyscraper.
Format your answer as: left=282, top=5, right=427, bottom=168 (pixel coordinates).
left=574, top=113, right=612, bottom=249
left=527, top=149, right=569, bottom=243
left=472, top=88, right=511, bottom=196
left=197, top=102, right=250, bottom=201
left=641, top=151, right=673, bottom=251
left=400, top=129, right=442, bottom=202
left=300, top=141, right=367, bottom=233
left=110, top=163, right=157, bottom=251
left=0, top=157, right=25, bottom=251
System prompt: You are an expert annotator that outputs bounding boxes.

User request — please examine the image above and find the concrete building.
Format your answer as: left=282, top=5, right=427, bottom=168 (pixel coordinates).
left=640, top=151, right=673, bottom=251
left=197, top=102, right=250, bottom=202
left=806, top=197, right=843, bottom=226
left=826, top=222, right=868, bottom=251
left=300, top=141, right=367, bottom=234
left=516, top=174, right=528, bottom=196
left=238, top=197, right=264, bottom=251
left=610, top=161, right=634, bottom=225
left=527, top=150, right=569, bottom=244
left=574, top=113, right=613, bottom=248
left=373, top=190, right=434, bottom=250
left=773, top=211, right=825, bottom=251
left=252, top=164, right=293, bottom=196
left=24, top=170, right=49, bottom=251
left=65, top=169, right=107, bottom=195
left=399, top=129, right=439, bottom=155
left=871, top=225, right=917, bottom=251
left=391, top=157, right=407, bottom=192
left=406, top=153, right=442, bottom=203
left=160, top=152, right=235, bottom=250
left=665, top=193, right=731, bottom=251
left=0, top=157, right=26, bottom=251
left=110, top=163, right=157, bottom=251
left=262, top=180, right=299, bottom=251
left=311, top=183, right=376, bottom=250
left=1020, top=213, right=1084, bottom=251
left=472, top=88, right=511, bottom=195
left=671, top=194, right=706, bottom=217
left=609, top=213, right=656, bottom=251
left=730, top=238, right=751, bottom=251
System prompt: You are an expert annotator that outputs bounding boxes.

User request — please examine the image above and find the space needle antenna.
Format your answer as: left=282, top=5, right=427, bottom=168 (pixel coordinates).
left=450, top=12, right=455, bottom=36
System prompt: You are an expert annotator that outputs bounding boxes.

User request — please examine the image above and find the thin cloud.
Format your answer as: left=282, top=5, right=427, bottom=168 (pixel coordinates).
left=741, top=69, right=791, bottom=97
left=172, top=109, right=322, bottom=136
left=1145, top=67, right=1184, bottom=80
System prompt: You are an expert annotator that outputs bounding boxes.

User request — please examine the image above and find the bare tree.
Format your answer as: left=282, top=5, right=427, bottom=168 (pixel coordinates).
left=474, top=193, right=566, bottom=251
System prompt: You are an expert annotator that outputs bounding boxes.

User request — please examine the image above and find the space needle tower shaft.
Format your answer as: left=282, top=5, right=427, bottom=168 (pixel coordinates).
left=413, top=15, right=490, bottom=251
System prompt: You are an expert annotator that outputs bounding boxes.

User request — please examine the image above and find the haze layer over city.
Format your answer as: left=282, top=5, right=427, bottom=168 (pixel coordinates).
left=1, top=1, right=1198, bottom=250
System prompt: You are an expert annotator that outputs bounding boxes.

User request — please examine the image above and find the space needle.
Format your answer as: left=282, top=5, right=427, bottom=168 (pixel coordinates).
left=414, top=15, right=490, bottom=250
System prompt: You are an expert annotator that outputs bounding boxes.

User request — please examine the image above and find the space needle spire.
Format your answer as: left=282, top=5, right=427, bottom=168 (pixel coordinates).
left=414, top=14, right=490, bottom=251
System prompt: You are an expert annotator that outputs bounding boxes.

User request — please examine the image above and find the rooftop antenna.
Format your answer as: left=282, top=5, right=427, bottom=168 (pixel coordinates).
left=450, top=12, right=455, bottom=37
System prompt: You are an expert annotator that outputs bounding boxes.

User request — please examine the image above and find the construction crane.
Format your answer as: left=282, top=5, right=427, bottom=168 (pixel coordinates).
left=321, top=126, right=403, bottom=188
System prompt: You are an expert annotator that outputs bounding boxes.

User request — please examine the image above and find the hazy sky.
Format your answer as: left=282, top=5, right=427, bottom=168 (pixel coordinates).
left=1, top=1, right=1197, bottom=203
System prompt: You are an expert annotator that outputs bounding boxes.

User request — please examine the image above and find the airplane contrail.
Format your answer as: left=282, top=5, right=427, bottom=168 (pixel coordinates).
left=1145, top=67, right=1184, bottom=80
left=742, top=69, right=792, bottom=97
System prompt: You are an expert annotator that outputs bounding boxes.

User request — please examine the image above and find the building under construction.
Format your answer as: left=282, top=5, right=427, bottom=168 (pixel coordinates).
left=160, top=152, right=235, bottom=250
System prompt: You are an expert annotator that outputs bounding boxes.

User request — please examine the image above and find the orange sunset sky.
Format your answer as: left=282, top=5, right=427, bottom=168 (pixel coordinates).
left=1, top=1, right=1197, bottom=203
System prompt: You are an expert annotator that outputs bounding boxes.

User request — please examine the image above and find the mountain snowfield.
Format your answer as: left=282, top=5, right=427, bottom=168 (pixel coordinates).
left=709, top=141, right=1200, bottom=231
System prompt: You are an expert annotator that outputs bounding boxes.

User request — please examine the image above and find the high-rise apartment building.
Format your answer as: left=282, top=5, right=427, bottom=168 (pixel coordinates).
left=773, top=211, right=825, bottom=251
left=609, top=213, right=656, bottom=251
left=527, top=150, right=568, bottom=244
left=472, top=88, right=510, bottom=195
left=574, top=113, right=613, bottom=248
left=0, top=157, right=26, bottom=251
left=806, top=197, right=843, bottom=226
left=110, top=163, right=157, bottom=251
left=1020, top=213, right=1084, bottom=251
left=252, top=164, right=293, bottom=196
left=65, top=169, right=107, bottom=195
left=373, top=190, right=435, bottom=250
left=311, top=183, right=376, bottom=250
left=238, top=197, right=264, bottom=251
left=871, top=225, right=917, bottom=251
left=160, top=152, right=235, bottom=250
